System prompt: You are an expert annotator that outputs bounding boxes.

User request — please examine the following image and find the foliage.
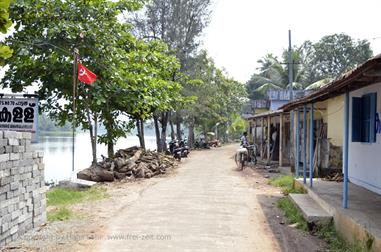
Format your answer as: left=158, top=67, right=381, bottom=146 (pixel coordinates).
left=182, top=51, right=247, bottom=142
left=268, top=175, right=305, bottom=194
left=0, top=0, right=12, bottom=65
left=246, top=53, right=303, bottom=100
left=307, top=34, right=372, bottom=82
left=246, top=33, right=373, bottom=100
left=5, top=0, right=183, bottom=157
left=130, top=0, right=212, bottom=148
left=229, top=113, right=247, bottom=139
left=277, top=197, right=308, bottom=230
left=131, top=0, right=211, bottom=67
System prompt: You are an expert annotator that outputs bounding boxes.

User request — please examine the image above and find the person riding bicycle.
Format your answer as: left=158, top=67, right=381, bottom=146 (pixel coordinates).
left=239, top=131, right=257, bottom=165
left=236, top=131, right=249, bottom=170
left=240, top=131, right=249, bottom=148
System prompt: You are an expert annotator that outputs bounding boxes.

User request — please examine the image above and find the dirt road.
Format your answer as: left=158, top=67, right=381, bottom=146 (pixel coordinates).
left=4, top=144, right=326, bottom=252
left=96, top=144, right=279, bottom=251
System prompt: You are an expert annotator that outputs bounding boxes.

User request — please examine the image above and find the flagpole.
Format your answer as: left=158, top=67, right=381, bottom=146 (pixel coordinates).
left=72, top=48, right=79, bottom=174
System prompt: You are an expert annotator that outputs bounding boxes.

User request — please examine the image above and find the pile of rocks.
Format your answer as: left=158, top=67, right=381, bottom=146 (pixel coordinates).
left=77, top=146, right=176, bottom=182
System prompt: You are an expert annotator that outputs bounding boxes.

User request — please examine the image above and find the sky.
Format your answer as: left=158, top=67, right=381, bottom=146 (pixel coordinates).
left=202, top=0, right=381, bottom=83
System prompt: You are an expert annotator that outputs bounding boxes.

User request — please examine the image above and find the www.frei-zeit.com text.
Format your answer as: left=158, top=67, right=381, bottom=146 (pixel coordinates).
left=21, top=233, right=173, bottom=241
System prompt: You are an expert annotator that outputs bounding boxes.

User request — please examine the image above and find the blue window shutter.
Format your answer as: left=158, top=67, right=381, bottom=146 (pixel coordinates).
left=362, top=95, right=371, bottom=142
left=369, top=93, right=377, bottom=143
left=352, top=97, right=362, bottom=142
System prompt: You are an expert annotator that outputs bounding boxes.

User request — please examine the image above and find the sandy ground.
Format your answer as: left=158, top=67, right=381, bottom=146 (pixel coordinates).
left=3, top=144, right=327, bottom=252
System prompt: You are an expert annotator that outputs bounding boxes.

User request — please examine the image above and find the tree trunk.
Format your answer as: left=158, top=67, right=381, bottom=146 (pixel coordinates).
left=159, top=112, right=169, bottom=152
left=104, top=102, right=114, bottom=159
left=153, top=113, right=161, bottom=151
left=85, top=102, right=97, bottom=166
left=176, top=111, right=182, bottom=140
left=136, top=118, right=146, bottom=150
left=107, top=140, right=114, bottom=159
left=169, top=120, right=175, bottom=140
left=136, top=119, right=142, bottom=148
left=140, top=119, right=146, bottom=150
left=94, top=113, right=97, bottom=159
left=188, top=117, right=195, bottom=148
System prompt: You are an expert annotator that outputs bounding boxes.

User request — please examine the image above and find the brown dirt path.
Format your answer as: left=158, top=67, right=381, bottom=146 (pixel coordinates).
left=94, top=144, right=280, bottom=252
left=3, top=144, right=326, bottom=252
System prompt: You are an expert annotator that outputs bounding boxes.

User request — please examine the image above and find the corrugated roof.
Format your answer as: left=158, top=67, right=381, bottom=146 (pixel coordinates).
left=281, top=54, right=381, bottom=111
left=246, top=109, right=283, bottom=120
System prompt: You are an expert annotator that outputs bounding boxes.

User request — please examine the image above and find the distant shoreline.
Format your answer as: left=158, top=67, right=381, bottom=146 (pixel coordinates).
left=38, top=130, right=73, bottom=137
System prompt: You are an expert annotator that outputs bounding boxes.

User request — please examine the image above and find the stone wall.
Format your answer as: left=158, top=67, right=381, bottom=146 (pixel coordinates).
left=0, top=131, right=46, bottom=247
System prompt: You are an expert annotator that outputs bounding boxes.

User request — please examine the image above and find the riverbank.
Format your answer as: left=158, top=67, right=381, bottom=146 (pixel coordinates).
left=32, top=132, right=161, bottom=183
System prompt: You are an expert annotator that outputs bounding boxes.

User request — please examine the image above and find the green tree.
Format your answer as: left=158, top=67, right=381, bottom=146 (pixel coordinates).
left=4, top=0, right=181, bottom=160
left=306, top=33, right=373, bottom=82
left=131, top=0, right=212, bottom=142
left=246, top=52, right=304, bottom=100
left=246, top=33, right=373, bottom=101
left=183, top=51, right=246, bottom=145
left=0, top=0, right=12, bottom=65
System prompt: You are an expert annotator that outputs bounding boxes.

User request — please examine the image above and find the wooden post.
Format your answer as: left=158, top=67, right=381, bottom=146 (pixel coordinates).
left=343, top=92, right=349, bottom=208
left=254, top=119, right=257, bottom=145
left=296, top=109, right=300, bottom=177
left=309, top=103, right=314, bottom=188
left=261, top=117, right=264, bottom=159
left=303, top=105, right=307, bottom=184
left=267, top=116, right=271, bottom=162
left=279, top=113, right=283, bottom=167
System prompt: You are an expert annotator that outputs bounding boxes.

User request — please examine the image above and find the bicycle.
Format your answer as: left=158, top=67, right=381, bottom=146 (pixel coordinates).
left=235, top=144, right=257, bottom=170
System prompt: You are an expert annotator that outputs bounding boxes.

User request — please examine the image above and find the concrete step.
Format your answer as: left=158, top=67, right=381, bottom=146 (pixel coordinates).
left=289, top=193, right=333, bottom=225
left=58, top=178, right=97, bottom=189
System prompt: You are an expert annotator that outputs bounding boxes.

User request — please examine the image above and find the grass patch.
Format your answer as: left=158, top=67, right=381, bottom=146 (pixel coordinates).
left=277, top=197, right=371, bottom=252
left=277, top=197, right=308, bottom=230
left=47, top=186, right=108, bottom=206
left=268, top=175, right=305, bottom=194
left=46, top=186, right=108, bottom=222
left=317, top=223, right=371, bottom=252
left=47, top=207, right=73, bottom=222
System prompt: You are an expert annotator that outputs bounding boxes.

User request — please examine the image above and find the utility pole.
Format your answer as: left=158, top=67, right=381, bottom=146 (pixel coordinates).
left=72, top=48, right=79, bottom=173
left=288, top=30, right=294, bottom=171
left=288, top=30, right=293, bottom=100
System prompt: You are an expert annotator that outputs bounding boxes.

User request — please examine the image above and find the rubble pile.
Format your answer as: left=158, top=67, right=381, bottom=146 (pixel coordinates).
left=77, top=146, right=177, bottom=182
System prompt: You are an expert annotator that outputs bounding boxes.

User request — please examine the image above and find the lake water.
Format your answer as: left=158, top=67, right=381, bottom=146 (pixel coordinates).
left=32, top=132, right=159, bottom=183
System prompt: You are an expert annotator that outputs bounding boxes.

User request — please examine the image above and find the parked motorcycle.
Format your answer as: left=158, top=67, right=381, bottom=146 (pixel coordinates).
left=178, top=139, right=190, bottom=157
left=194, top=138, right=210, bottom=149
left=169, top=139, right=190, bottom=160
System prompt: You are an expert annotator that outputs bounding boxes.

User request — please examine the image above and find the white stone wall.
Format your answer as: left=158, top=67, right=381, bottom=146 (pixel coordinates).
left=0, top=131, right=46, bottom=247
left=349, top=82, right=381, bottom=195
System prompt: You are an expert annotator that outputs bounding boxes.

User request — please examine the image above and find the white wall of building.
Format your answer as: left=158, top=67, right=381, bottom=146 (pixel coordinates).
left=349, top=82, right=381, bottom=195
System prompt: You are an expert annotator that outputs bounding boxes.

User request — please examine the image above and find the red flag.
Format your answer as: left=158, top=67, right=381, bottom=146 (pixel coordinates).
left=77, top=63, right=97, bottom=85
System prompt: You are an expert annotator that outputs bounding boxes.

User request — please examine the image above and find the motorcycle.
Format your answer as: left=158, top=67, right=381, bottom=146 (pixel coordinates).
left=169, top=139, right=190, bottom=160
left=178, top=139, right=190, bottom=157
left=194, top=138, right=210, bottom=149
